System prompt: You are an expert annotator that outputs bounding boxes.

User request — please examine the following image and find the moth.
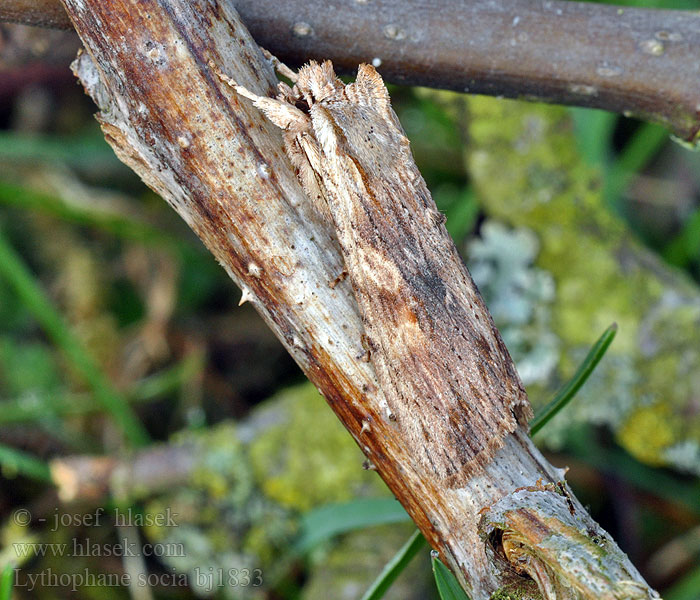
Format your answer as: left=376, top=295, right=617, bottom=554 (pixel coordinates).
left=215, top=55, right=532, bottom=483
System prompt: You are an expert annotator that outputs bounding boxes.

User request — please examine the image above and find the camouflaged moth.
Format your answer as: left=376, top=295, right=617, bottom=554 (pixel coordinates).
left=215, top=56, right=532, bottom=483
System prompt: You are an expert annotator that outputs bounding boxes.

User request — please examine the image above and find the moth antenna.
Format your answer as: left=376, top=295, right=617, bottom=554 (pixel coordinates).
left=209, top=60, right=308, bottom=130
left=261, top=47, right=299, bottom=83
left=208, top=60, right=261, bottom=102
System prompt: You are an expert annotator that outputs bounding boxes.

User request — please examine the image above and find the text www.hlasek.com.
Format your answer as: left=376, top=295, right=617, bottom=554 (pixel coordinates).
left=13, top=538, right=184, bottom=558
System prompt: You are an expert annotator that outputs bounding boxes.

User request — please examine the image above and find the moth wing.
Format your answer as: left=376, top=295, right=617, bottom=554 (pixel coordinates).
left=312, top=97, right=531, bottom=483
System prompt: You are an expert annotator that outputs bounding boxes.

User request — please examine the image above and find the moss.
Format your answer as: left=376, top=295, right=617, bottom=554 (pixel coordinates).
left=490, top=582, right=542, bottom=600
left=417, top=90, right=700, bottom=471
left=139, top=383, right=389, bottom=597
left=248, top=383, right=386, bottom=511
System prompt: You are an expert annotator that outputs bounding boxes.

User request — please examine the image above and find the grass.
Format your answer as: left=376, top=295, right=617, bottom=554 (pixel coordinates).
left=361, top=530, right=427, bottom=600
left=2, top=10, right=700, bottom=595
left=0, top=444, right=52, bottom=483
left=530, top=323, right=618, bottom=436
left=0, top=226, right=148, bottom=447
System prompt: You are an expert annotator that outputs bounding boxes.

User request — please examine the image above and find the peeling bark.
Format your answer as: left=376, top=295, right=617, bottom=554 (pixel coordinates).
left=59, top=0, right=659, bottom=598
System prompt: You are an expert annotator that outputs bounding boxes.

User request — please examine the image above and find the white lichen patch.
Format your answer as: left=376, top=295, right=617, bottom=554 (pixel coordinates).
left=467, top=220, right=558, bottom=386
left=247, top=262, right=262, bottom=278
left=664, top=441, right=700, bottom=476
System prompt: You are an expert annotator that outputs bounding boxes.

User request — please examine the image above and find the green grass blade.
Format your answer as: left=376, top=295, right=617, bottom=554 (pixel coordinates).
left=605, top=123, right=668, bottom=207
left=0, top=181, right=198, bottom=258
left=0, top=353, right=202, bottom=426
left=295, top=498, right=410, bottom=554
left=0, top=355, right=199, bottom=424
left=0, top=228, right=148, bottom=446
left=663, top=207, right=700, bottom=268
left=361, top=529, right=426, bottom=600
left=130, top=353, right=203, bottom=401
left=570, top=108, right=617, bottom=167
left=530, top=323, right=617, bottom=436
left=0, top=443, right=52, bottom=483
left=0, top=563, right=14, bottom=600
left=432, top=556, right=470, bottom=600
left=586, top=0, right=700, bottom=8
left=665, top=565, right=700, bottom=600
left=0, top=131, right=119, bottom=170
left=444, top=187, right=479, bottom=244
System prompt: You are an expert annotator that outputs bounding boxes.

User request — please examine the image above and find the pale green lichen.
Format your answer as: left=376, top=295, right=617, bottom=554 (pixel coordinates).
left=247, top=383, right=385, bottom=511
left=467, top=220, right=559, bottom=387
left=418, top=89, right=700, bottom=472
left=141, top=383, right=389, bottom=598
left=144, top=421, right=297, bottom=598
left=663, top=440, right=700, bottom=475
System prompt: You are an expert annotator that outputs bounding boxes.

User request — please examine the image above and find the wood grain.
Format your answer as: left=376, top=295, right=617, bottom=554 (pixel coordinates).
left=59, top=1, right=659, bottom=598
left=247, top=61, right=533, bottom=482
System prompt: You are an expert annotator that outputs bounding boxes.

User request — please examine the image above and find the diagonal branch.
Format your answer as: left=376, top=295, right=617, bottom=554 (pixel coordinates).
left=59, top=0, right=659, bottom=598
left=6, top=0, right=700, bottom=142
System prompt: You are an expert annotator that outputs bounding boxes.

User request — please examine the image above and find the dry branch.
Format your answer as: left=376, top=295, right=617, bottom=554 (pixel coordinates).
left=0, top=0, right=71, bottom=29
left=6, top=0, right=700, bottom=141
left=58, top=0, right=658, bottom=598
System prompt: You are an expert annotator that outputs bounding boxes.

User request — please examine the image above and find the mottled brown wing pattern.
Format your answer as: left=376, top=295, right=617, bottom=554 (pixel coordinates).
left=221, top=60, right=532, bottom=483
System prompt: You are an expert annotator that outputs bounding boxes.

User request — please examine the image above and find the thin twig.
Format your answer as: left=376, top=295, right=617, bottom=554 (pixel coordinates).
left=0, top=0, right=72, bottom=29
left=4, top=0, right=700, bottom=141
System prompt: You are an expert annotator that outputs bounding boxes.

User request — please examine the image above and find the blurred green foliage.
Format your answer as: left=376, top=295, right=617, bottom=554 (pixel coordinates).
left=2, top=0, right=700, bottom=597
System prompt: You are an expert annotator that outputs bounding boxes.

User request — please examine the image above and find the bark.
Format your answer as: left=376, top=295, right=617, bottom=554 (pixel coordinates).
left=59, top=0, right=659, bottom=598
left=6, top=0, right=700, bottom=142
left=235, top=0, right=700, bottom=142
left=0, top=0, right=72, bottom=29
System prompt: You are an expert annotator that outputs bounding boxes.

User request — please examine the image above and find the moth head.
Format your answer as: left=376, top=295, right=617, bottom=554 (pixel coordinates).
left=294, top=60, right=344, bottom=106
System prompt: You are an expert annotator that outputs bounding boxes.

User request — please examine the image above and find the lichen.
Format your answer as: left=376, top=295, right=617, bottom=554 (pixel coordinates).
left=141, top=383, right=388, bottom=598
left=247, top=383, right=385, bottom=511
left=617, top=403, right=677, bottom=466
left=144, top=420, right=297, bottom=598
left=467, top=220, right=558, bottom=387
left=491, top=584, right=542, bottom=600
left=417, top=89, right=700, bottom=472
left=663, top=440, right=700, bottom=476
